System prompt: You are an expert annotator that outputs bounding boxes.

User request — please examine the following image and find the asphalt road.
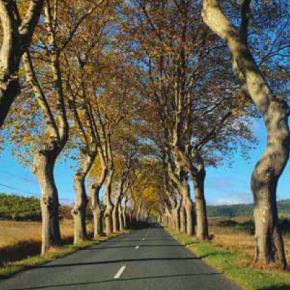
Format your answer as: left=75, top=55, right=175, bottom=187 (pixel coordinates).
left=0, top=224, right=241, bottom=290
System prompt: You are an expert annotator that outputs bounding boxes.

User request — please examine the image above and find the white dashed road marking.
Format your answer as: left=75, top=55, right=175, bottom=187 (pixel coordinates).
left=114, top=265, right=126, bottom=279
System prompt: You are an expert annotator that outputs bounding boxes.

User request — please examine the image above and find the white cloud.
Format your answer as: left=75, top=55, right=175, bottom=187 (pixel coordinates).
left=208, top=191, right=253, bottom=206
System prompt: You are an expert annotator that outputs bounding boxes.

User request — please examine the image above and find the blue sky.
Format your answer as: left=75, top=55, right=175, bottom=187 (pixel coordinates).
left=0, top=118, right=289, bottom=206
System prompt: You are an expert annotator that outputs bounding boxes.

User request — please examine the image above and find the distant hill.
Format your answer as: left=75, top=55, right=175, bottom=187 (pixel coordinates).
left=0, top=193, right=72, bottom=221
left=207, top=199, right=290, bottom=218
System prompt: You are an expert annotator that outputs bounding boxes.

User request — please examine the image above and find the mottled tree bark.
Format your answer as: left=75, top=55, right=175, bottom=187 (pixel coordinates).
left=136, top=200, right=143, bottom=222
left=129, top=198, right=136, bottom=225
left=32, top=152, right=61, bottom=255
left=122, top=197, right=129, bottom=229
left=112, top=194, right=121, bottom=232
left=202, top=0, right=290, bottom=268
left=173, top=196, right=182, bottom=231
left=166, top=193, right=177, bottom=229
left=180, top=202, right=186, bottom=233
left=112, top=176, right=128, bottom=232
left=104, top=170, right=114, bottom=235
left=118, top=203, right=124, bottom=231
left=252, top=103, right=289, bottom=267
left=165, top=204, right=172, bottom=228
left=90, top=182, right=104, bottom=238
left=184, top=195, right=194, bottom=236
left=90, top=151, right=107, bottom=238
left=192, top=155, right=209, bottom=240
left=72, top=150, right=97, bottom=244
left=169, top=151, right=194, bottom=236
left=72, top=173, right=88, bottom=243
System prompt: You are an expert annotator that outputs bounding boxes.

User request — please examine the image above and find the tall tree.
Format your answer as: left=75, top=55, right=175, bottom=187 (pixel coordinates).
left=201, top=0, right=290, bottom=268
left=3, top=0, right=105, bottom=254
left=122, top=0, right=255, bottom=237
left=63, top=0, right=112, bottom=243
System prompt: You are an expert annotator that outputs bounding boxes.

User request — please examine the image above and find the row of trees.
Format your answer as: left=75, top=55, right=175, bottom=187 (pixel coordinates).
left=0, top=0, right=289, bottom=270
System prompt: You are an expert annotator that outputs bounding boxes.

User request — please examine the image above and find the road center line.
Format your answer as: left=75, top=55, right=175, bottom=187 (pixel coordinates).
left=114, top=265, right=126, bottom=279
left=135, top=245, right=139, bottom=249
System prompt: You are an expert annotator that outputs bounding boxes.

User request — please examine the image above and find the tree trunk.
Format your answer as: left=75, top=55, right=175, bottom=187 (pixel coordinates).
left=184, top=197, right=194, bottom=236
left=104, top=170, right=114, bottom=235
left=202, top=0, right=290, bottom=268
left=31, top=152, right=61, bottom=255
left=104, top=196, right=113, bottom=235
left=72, top=174, right=88, bottom=244
left=136, top=201, right=143, bottom=222
left=118, top=203, right=124, bottom=231
left=168, top=196, right=177, bottom=229
left=173, top=197, right=182, bottom=231
left=122, top=204, right=127, bottom=229
left=129, top=198, right=136, bottom=225
left=180, top=202, right=186, bottom=233
left=90, top=159, right=107, bottom=239
left=90, top=182, right=104, bottom=238
left=130, top=209, right=134, bottom=225
left=112, top=195, right=120, bottom=232
left=251, top=101, right=289, bottom=267
left=72, top=153, right=96, bottom=244
left=193, top=171, right=209, bottom=240
left=180, top=180, right=194, bottom=236
left=165, top=205, right=172, bottom=228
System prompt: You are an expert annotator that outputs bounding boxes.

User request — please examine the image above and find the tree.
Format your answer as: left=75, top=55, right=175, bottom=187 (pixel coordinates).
left=88, top=70, right=135, bottom=235
left=201, top=0, right=290, bottom=268
left=3, top=0, right=105, bottom=254
left=112, top=135, right=138, bottom=232
left=121, top=0, right=255, bottom=238
left=63, top=0, right=113, bottom=243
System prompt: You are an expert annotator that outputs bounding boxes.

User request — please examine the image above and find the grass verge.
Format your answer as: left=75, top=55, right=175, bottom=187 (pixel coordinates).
left=166, top=228, right=290, bottom=290
left=0, top=232, right=125, bottom=279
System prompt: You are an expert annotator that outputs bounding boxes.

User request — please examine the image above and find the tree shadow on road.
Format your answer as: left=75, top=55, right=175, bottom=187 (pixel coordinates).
left=106, top=239, right=176, bottom=242
left=8, top=272, right=223, bottom=290
left=81, top=245, right=185, bottom=250
left=37, top=257, right=206, bottom=269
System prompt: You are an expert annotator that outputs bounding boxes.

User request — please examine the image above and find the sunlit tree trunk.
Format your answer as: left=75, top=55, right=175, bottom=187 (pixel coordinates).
left=193, top=172, right=209, bottom=240
left=118, top=203, right=124, bottom=231
left=91, top=154, right=107, bottom=238
left=90, top=181, right=104, bottom=238
left=173, top=196, right=182, bottom=231
left=129, top=198, right=136, bottom=225
left=169, top=151, right=194, bottom=236
left=184, top=196, right=194, bottom=236
left=72, top=149, right=96, bottom=244
left=178, top=177, right=194, bottom=235
left=192, top=154, right=209, bottom=240
left=72, top=173, right=88, bottom=243
left=112, top=194, right=121, bottom=232
left=32, top=152, right=61, bottom=255
left=104, top=169, right=114, bottom=235
left=122, top=198, right=128, bottom=229
left=180, top=202, right=186, bottom=234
